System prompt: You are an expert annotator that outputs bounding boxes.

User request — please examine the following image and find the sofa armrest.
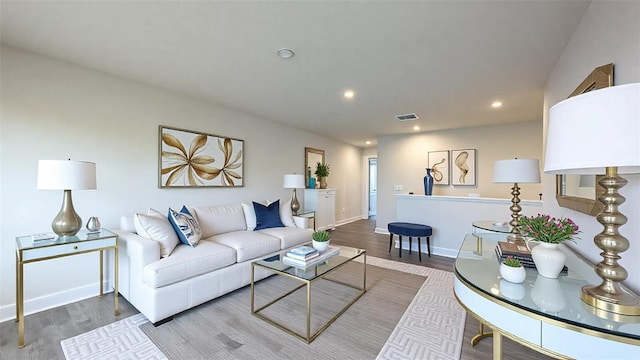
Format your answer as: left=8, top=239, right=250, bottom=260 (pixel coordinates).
left=293, top=215, right=312, bottom=229
left=115, top=230, right=160, bottom=266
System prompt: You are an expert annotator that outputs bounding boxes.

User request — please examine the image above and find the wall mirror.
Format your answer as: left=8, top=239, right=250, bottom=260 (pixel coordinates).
left=305, top=147, right=325, bottom=188
left=555, top=63, right=611, bottom=215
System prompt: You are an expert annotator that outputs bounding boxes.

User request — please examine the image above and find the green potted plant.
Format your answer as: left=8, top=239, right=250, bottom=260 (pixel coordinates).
left=315, top=162, right=330, bottom=189
left=520, top=214, right=580, bottom=279
left=500, top=256, right=526, bottom=283
left=312, top=230, right=330, bottom=251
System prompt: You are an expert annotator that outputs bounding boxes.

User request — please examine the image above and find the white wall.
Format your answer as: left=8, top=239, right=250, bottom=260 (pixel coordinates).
left=541, top=1, right=640, bottom=292
left=0, top=46, right=363, bottom=319
left=376, top=121, right=543, bottom=233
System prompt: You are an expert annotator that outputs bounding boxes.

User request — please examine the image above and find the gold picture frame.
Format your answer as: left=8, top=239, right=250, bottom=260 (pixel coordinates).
left=159, top=126, right=244, bottom=188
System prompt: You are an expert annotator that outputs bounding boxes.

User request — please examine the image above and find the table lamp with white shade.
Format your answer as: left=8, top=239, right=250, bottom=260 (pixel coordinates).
left=546, top=82, right=640, bottom=316
left=283, top=174, right=305, bottom=215
left=492, top=158, right=541, bottom=233
left=37, top=160, right=97, bottom=237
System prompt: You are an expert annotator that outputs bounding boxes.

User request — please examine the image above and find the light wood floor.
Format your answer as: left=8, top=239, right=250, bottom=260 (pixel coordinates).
left=0, top=218, right=551, bottom=359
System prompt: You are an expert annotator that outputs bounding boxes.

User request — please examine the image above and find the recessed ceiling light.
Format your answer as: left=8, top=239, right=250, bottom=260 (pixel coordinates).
left=492, top=101, right=503, bottom=108
left=365, top=140, right=371, bottom=145
left=413, top=125, right=420, bottom=131
left=277, top=48, right=294, bottom=59
left=344, top=90, right=355, bottom=99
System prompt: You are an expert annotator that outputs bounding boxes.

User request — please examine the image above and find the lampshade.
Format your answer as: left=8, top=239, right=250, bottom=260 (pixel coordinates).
left=545, top=83, right=640, bottom=175
left=492, top=159, right=541, bottom=183
left=37, top=160, right=97, bottom=190
left=283, top=174, right=305, bottom=189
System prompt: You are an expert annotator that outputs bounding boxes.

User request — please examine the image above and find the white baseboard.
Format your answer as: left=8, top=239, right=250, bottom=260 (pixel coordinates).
left=0, top=280, right=113, bottom=323
left=335, top=216, right=362, bottom=227
left=375, top=227, right=389, bottom=235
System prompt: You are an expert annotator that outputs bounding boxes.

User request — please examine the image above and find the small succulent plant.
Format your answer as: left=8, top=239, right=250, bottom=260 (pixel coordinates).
left=312, top=230, right=330, bottom=242
left=503, top=256, right=522, bottom=268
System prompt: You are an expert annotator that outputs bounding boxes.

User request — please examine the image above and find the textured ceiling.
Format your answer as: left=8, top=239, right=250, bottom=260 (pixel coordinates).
left=0, top=1, right=590, bottom=147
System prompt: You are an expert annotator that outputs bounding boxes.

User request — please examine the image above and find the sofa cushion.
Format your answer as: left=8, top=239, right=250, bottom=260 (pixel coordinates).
left=142, top=240, right=236, bottom=288
left=192, top=204, right=247, bottom=238
left=257, top=226, right=313, bottom=249
left=207, top=231, right=281, bottom=262
left=253, top=200, right=285, bottom=230
left=168, top=206, right=202, bottom=247
left=134, top=209, right=179, bottom=258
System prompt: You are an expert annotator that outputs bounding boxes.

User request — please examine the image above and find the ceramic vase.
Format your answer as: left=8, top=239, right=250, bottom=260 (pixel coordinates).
left=318, top=177, right=328, bottom=189
left=499, top=263, right=526, bottom=283
left=312, top=240, right=329, bottom=251
left=423, top=168, right=434, bottom=196
left=529, top=242, right=566, bottom=279
left=86, top=216, right=101, bottom=232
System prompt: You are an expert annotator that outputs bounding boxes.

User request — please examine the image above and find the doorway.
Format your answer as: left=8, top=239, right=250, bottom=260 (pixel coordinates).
left=368, top=158, right=377, bottom=217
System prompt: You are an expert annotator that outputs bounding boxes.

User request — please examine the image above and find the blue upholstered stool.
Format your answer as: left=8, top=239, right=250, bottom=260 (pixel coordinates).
left=387, top=222, right=432, bottom=262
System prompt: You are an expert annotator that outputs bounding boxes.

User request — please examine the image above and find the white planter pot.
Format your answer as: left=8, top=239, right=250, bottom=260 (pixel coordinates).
left=529, top=242, right=566, bottom=279
left=312, top=240, right=329, bottom=251
left=499, top=263, right=526, bottom=284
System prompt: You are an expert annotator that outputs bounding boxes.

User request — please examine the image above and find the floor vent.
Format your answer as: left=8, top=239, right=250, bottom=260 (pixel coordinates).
left=395, top=113, right=419, bottom=121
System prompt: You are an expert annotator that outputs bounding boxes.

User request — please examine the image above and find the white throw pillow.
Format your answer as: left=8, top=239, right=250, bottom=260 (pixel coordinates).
left=279, top=200, right=296, bottom=227
left=134, top=209, right=179, bottom=258
left=242, top=203, right=257, bottom=231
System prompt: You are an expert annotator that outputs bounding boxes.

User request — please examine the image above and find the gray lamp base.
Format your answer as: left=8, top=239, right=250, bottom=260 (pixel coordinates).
left=52, top=189, right=82, bottom=237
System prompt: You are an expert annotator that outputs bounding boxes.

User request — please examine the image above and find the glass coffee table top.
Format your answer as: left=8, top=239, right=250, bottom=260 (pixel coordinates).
left=253, top=244, right=366, bottom=281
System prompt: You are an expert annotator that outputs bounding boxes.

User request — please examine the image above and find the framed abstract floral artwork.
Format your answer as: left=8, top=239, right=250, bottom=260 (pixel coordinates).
left=427, top=150, right=450, bottom=185
left=451, top=149, right=476, bottom=186
left=159, top=126, right=244, bottom=187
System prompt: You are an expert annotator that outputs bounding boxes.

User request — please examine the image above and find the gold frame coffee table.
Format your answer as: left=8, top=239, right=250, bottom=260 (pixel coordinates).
left=251, top=245, right=366, bottom=343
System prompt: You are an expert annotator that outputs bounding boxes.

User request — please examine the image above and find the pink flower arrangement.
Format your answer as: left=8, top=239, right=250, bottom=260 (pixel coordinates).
left=519, top=214, right=580, bottom=244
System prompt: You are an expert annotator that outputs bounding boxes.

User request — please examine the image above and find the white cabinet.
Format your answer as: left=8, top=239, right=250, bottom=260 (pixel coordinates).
left=304, top=189, right=336, bottom=231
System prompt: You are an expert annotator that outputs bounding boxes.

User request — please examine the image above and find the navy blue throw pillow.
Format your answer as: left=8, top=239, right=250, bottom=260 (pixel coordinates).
left=253, top=200, right=284, bottom=230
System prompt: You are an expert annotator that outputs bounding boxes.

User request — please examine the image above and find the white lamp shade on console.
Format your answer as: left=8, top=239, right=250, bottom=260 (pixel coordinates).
left=283, top=174, right=305, bottom=216
left=492, top=158, right=540, bottom=233
left=37, top=160, right=97, bottom=237
left=545, top=82, right=640, bottom=175
left=492, top=159, right=541, bottom=184
left=545, top=82, right=640, bottom=316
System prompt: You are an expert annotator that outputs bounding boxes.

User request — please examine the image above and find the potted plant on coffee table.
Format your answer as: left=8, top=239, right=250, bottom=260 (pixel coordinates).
left=312, top=230, right=330, bottom=251
left=315, top=162, right=330, bottom=189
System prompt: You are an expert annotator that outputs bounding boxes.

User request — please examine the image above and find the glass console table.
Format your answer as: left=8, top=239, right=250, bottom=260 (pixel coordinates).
left=454, top=233, right=640, bottom=359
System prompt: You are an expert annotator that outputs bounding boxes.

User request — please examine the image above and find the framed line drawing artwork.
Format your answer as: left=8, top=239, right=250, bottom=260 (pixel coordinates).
left=428, top=150, right=449, bottom=185
left=451, top=149, right=476, bottom=186
left=159, top=126, right=244, bottom=188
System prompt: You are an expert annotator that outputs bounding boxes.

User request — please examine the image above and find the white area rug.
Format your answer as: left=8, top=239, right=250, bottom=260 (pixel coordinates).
left=61, top=256, right=465, bottom=360
left=61, top=313, right=167, bottom=360
left=361, top=257, right=466, bottom=360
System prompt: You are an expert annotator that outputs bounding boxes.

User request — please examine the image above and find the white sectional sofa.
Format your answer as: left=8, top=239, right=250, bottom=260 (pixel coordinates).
left=115, top=201, right=312, bottom=324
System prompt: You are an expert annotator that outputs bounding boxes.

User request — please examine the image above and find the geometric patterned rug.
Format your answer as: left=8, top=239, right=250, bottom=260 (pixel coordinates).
left=362, top=257, right=465, bottom=360
left=61, top=313, right=166, bottom=360
left=61, top=256, right=465, bottom=360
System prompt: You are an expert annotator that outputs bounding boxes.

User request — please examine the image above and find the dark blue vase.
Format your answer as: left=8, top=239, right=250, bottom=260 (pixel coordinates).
left=424, top=168, right=434, bottom=196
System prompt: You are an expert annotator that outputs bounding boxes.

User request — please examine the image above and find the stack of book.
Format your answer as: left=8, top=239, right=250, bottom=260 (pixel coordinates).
left=283, top=245, right=340, bottom=268
left=495, top=239, right=535, bottom=268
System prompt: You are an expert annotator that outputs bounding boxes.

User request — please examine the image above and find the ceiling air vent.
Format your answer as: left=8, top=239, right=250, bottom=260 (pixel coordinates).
left=395, top=113, right=419, bottom=121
